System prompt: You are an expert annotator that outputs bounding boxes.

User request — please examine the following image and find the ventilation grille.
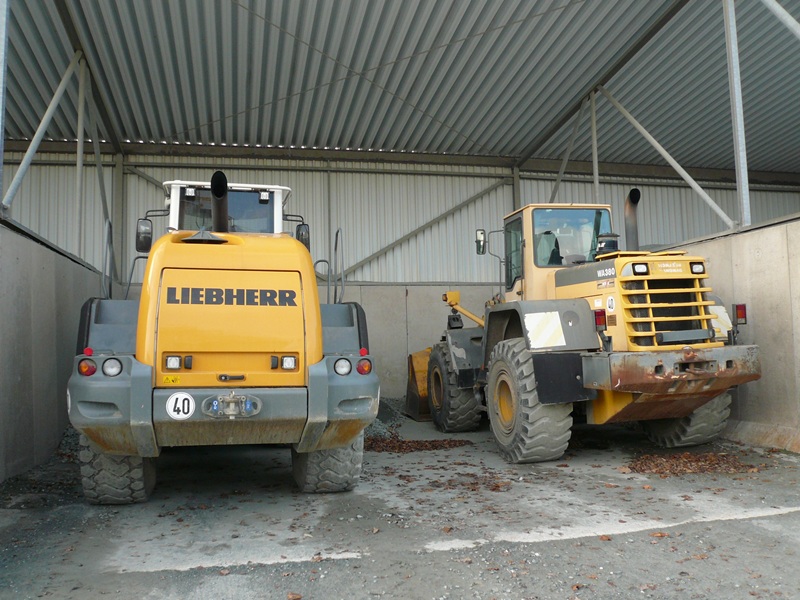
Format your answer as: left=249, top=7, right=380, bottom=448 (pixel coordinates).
left=620, top=276, right=716, bottom=349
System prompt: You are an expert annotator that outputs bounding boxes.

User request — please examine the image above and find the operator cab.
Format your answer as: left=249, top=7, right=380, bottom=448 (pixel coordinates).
left=489, top=204, right=614, bottom=302
left=163, top=180, right=292, bottom=234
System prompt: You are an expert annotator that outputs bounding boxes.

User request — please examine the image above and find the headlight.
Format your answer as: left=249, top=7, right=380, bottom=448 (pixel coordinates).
left=691, top=262, right=705, bottom=274
left=102, top=358, right=123, bottom=377
left=632, top=263, right=649, bottom=275
left=334, top=358, right=352, bottom=376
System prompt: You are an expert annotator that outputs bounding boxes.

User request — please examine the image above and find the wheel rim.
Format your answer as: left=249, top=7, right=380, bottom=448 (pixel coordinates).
left=494, top=371, right=516, bottom=434
left=431, top=366, right=443, bottom=410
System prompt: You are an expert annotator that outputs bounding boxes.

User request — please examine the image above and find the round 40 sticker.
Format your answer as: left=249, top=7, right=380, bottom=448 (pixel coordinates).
left=167, top=392, right=195, bottom=420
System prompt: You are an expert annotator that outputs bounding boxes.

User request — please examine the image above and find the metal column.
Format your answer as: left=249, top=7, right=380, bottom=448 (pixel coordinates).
left=76, top=58, right=87, bottom=255
left=590, top=91, right=600, bottom=204
left=723, top=0, right=751, bottom=227
left=0, top=0, right=9, bottom=209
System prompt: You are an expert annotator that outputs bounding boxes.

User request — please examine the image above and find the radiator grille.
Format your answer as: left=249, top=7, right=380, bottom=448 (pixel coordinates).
left=620, top=275, right=716, bottom=349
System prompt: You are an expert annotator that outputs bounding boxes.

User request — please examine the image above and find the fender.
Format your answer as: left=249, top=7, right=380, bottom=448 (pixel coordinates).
left=482, top=299, right=601, bottom=405
left=483, top=299, right=600, bottom=365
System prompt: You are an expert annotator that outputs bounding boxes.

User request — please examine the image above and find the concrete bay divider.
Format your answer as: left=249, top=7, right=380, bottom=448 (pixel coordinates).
left=678, top=217, right=800, bottom=453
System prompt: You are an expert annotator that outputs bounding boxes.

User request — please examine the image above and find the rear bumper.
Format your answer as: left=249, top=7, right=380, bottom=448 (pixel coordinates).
left=581, top=344, right=760, bottom=400
left=68, top=353, right=379, bottom=457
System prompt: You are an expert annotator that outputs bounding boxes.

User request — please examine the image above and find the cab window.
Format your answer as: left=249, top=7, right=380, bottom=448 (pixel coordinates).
left=179, top=188, right=275, bottom=233
left=504, top=217, right=523, bottom=289
left=532, top=207, right=612, bottom=266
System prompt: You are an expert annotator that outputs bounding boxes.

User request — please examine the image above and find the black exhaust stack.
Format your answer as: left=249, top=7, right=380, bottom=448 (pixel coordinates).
left=624, top=188, right=641, bottom=251
left=210, top=170, right=229, bottom=233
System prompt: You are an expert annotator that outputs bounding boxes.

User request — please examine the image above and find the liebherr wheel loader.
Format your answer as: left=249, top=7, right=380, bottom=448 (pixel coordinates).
left=67, top=171, right=380, bottom=503
left=414, top=189, right=760, bottom=463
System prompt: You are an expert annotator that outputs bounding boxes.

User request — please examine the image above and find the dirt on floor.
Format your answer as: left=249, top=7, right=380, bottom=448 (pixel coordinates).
left=2, top=399, right=799, bottom=600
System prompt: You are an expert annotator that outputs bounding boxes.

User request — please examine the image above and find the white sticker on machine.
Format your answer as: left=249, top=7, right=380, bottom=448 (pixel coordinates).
left=524, top=311, right=566, bottom=349
left=167, top=392, right=196, bottom=420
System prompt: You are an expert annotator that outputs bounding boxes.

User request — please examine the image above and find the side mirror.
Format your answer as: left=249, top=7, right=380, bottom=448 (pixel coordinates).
left=475, top=229, right=487, bottom=255
left=136, top=218, right=153, bottom=253
left=296, top=223, right=311, bottom=251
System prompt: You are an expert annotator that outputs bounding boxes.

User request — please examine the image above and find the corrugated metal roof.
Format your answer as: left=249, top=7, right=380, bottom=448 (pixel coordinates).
left=4, top=0, right=800, bottom=174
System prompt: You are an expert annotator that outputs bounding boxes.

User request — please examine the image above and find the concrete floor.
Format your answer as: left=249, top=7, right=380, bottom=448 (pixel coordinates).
left=1, top=413, right=799, bottom=600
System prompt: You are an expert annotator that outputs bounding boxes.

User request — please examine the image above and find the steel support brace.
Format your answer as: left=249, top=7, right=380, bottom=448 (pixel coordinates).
left=597, top=85, right=735, bottom=229
left=344, top=178, right=510, bottom=277
left=2, top=50, right=82, bottom=210
left=549, top=96, right=587, bottom=204
left=760, top=0, right=800, bottom=41
left=590, top=91, right=600, bottom=204
left=723, top=0, right=752, bottom=227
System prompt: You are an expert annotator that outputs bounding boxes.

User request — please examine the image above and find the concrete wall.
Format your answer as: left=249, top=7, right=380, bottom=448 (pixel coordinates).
left=339, top=284, right=496, bottom=398
left=0, top=226, right=99, bottom=482
left=681, top=219, right=800, bottom=452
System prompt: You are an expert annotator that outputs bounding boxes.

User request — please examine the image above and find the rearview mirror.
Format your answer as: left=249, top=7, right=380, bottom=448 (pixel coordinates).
left=475, top=229, right=486, bottom=255
left=135, top=218, right=153, bottom=253
left=296, top=223, right=311, bottom=251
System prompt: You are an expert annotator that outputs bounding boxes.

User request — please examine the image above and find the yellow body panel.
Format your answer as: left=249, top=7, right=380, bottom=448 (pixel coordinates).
left=136, top=231, right=322, bottom=388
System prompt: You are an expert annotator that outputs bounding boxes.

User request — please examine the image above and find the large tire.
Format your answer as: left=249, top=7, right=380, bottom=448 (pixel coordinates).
left=292, top=432, right=364, bottom=493
left=640, top=392, right=732, bottom=448
left=79, top=435, right=156, bottom=504
left=427, top=343, right=482, bottom=432
left=486, top=339, right=572, bottom=463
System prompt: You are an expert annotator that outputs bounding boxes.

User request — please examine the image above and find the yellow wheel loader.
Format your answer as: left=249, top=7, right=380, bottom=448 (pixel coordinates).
left=412, top=189, right=760, bottom=463
left=67, top=171, right=379, bottom=503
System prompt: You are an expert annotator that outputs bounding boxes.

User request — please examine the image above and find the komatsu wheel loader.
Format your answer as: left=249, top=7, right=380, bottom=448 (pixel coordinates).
left=68, top=171, right=379, bottom=503
left=411, top=189, right=760, bottom=463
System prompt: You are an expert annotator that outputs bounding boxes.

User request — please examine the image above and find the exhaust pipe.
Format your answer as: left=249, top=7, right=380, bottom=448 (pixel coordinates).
left=210, top=170, right=229, bottom=233
left=624, top=188, right=641, bottom=251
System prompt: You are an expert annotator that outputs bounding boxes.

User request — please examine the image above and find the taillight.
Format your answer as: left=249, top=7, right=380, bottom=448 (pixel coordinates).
left=356, top=359, right=372, bottom=375
left=78, top=359, right=97, bottom=376
left=733, top=304, right=747, bottom=325
left=594, top=309, right=607, bottom=332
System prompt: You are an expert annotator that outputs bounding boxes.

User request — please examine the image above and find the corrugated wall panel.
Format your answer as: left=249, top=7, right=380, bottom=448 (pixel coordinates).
left=3, top=153, right=114, bottom=270
left=330, top=171, right=510, bottom=282
left=7, top=153, right=800, bottom=285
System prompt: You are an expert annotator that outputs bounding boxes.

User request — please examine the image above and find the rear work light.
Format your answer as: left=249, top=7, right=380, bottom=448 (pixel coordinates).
left=733, top=304, right=748, bottom=325
left=334, top=358, right=352, bottom=376
left=102, top=358, right=123, bottom=377
left=593, top=309, right=607, bottom=332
